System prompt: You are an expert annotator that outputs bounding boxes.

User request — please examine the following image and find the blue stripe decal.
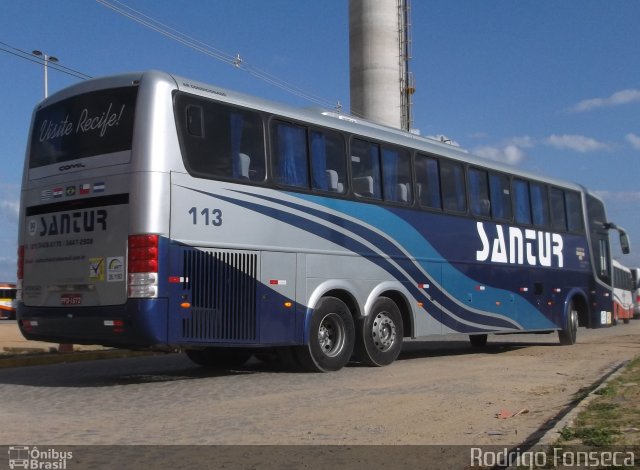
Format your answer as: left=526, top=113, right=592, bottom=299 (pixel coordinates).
left=182, top=186, right=544, bottom=332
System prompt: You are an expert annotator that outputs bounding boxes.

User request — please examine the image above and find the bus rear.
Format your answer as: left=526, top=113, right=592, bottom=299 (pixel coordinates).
left=17, top=71, right=177, bottom=349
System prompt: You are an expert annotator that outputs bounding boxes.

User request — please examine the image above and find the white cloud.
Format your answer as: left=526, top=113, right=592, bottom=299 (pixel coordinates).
left=594, top=190, right=640, bottom=203
left=0, top=257, right=17, bottom=283
left=0, top=198, right=19, bottom=225
left=544, top=134, right=610, bottom=153
left=625, top=133, right=640, bottom=150
left=505, top=135, right=535, bottom=149
left=473, top=144, right=527, bottom=165
left=569, top=88, right=640, bottom=113
left=0, top=185, right=20, bottom=225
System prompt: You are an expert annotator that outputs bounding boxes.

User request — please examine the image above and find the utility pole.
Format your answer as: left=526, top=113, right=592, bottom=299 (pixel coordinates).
left=32, top=50, right=59, bottom=98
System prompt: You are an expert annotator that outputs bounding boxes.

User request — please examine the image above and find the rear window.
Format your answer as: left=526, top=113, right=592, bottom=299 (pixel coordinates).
left=29, top=86, right=138, bottom=168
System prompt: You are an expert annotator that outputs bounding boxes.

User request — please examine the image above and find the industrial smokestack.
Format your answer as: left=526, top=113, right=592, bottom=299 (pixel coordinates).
left=349, top=0, right=412, bottom=130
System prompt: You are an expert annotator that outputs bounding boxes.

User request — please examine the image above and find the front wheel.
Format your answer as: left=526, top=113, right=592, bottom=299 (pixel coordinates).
left=294, top=296, right=355, bottom=372
left=558, top=304, right=578, bottom=345
left=354, top=297, right=404, bottom=367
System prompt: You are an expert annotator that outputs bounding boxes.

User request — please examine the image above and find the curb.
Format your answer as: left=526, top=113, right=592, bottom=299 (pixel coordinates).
left=0, top=348, right=156, bottom=369
left=534, top=360, right=630, bottom=446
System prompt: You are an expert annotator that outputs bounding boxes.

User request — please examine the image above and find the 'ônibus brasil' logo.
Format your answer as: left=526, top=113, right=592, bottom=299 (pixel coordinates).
left=475, top=222, right=564, bottom=268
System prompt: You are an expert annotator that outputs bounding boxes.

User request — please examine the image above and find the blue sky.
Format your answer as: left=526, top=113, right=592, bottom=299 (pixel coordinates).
left=0, top=0, right=639, bottom=282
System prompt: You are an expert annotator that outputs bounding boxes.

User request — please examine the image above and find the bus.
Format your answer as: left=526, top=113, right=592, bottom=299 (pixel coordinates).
left=0, top=283, right=17, bottom=320
left=631, top=267, right=640, bottom=319
left=612, top=260, right=634, bottom=324
left=17, top=71, right=630, bottom=372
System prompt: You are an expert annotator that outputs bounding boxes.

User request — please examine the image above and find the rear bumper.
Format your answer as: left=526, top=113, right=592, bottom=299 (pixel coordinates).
left=17, top=299, right=169, bottom=349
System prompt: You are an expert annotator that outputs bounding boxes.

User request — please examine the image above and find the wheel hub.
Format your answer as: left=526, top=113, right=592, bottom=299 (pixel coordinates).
left=371, top=312, right=396, bottom=352
left=318, top=313, right=345, bottom=357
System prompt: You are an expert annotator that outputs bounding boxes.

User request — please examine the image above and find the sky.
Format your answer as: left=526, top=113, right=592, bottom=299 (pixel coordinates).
left=0, top=0, right=639, bottom=282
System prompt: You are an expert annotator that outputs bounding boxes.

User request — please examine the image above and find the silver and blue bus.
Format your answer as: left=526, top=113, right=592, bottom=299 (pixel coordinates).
left=17, top=71, right=630, bottom=371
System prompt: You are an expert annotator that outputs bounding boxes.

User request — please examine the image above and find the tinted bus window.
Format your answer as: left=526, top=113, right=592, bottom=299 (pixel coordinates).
left=469, top=168, right=490, bottom=217
left=381, top=146, right=412, bottom=204
left=565, top=191, right=584, bottom=233
left=490, top=172, right=513, bottom=221
left=530, top=182, right=550, bottom=227
left=310, top=129, right=346, bottom=193
left=440, top=160, right=466, bottom=213
left=587, top=195, right=611, bottom=284
left=272, top=121, right=309, bottom=188
left=415, top=154, right=441, bottom=209
left=176, top=94, right=266, bottom=182
left=550, top=187, right=568, bottom=231
left=351, top=139, right=382, bottom=199
left=30, top=86, right=138, bottom=168
left=513, top=179, right=532, bottom=225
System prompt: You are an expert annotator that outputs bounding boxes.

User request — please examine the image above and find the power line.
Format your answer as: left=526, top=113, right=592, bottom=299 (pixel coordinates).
left=95, top=0, right=341, bottom=110
left=0, top=40, right=92, bottom=81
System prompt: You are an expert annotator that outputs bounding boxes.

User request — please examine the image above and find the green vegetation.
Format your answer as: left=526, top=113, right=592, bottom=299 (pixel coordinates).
left=557, top=356, right=640, bottom=447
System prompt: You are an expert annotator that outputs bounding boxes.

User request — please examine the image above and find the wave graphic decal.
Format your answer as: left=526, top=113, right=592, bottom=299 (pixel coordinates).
left=182, top=185, right=523, bottom=332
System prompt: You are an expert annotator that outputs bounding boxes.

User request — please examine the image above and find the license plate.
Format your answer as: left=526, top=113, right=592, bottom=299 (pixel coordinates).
left=60, top=294, right=82, bottom=305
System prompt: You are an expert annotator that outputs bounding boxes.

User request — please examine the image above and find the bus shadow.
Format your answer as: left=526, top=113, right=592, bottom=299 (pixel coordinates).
left=0, top=353, right=254, bottom=388
left=394, top=337, right=561, bottom=361
left=0, top=337, right=563, bottom=387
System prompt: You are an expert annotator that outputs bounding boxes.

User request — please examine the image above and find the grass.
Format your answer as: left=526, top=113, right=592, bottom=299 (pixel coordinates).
left=556, top=356, right=640, bottom=447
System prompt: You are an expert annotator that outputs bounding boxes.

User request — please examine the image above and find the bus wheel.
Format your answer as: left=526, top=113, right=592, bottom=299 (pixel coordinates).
left=558, top=304, right=578, bottom=345
left=294, top=296, right=355, bottom=372
left=469, top=334, right=488, bottom=348
left=354, top=297, right=403, bottom=367
left=185, top=347, right=252, bottom=369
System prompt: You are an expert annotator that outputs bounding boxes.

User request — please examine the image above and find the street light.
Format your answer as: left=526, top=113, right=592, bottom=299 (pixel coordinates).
left=32, top=50, right=59, bottom=98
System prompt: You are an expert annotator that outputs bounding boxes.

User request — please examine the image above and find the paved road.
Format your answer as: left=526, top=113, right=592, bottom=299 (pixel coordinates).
left=1, top=322, right=639, bottom=449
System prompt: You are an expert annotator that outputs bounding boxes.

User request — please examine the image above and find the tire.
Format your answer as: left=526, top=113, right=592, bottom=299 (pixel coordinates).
left=558, top=303, right=578, bottom=345
left=623, top=318, right=630, bottom=324
left=469, top=334, right=488, bottom=348
left=294, top=296, right=355, bottom=372
left=354, top=297, right=403, bottom=367
left=185, top=347, right=252, bottom=369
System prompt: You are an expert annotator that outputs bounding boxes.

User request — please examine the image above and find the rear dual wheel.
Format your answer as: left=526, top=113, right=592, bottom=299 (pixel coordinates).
left=354, top=297, right=403, bottom=367
left=294, top=296, right=355, bottom=372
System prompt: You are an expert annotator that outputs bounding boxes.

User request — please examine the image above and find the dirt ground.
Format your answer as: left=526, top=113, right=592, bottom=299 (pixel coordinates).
left=1, top=322, right=639, bottom=450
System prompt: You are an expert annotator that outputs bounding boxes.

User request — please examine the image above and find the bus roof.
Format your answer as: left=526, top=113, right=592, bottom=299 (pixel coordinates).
left=36, top=69, right=594, bottom=198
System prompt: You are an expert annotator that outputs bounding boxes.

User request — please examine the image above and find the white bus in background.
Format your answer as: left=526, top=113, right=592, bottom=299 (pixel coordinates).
left=631, top=267, right=640, bottom=319
left=612, top=260, right=634, bottom=324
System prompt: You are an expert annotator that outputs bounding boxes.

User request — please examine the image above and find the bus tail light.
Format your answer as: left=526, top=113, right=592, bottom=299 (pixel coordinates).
left=128, top=235, right=159, bottom=298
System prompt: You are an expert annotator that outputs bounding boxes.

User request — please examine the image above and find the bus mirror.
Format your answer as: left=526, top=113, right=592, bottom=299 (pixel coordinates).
left=620, top=231, right=630, bottom=254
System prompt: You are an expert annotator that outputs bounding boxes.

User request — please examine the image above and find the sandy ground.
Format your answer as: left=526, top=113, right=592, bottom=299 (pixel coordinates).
left=1, top=321, right=639, bottom=449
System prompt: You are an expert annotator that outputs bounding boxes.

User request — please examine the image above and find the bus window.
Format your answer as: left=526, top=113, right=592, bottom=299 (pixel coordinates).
left=440, top=160, right=466, bottom=213
left=351, top=139, right=382, bottom=199
left=272, top=121, right=309, bottom=188
left=381, top=146, right=412, bottom=204
left=30, top=86, right=138, bottom=168
left=415, top=154, right=442, bottom=210
left=310, top=129, right=346, bottom=193
left=530, top=182, right=550, bottom=227
left=176, top=94, right=266, bottom=182
left=513, top=179, right=532, bottom=225
left=468, top=168, right=490, bottom=218
left=550, top=187, right=568, bottom=232
left=565, top=191, right=584, bottom=233
left=489, top=173, right=512, bottom=221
